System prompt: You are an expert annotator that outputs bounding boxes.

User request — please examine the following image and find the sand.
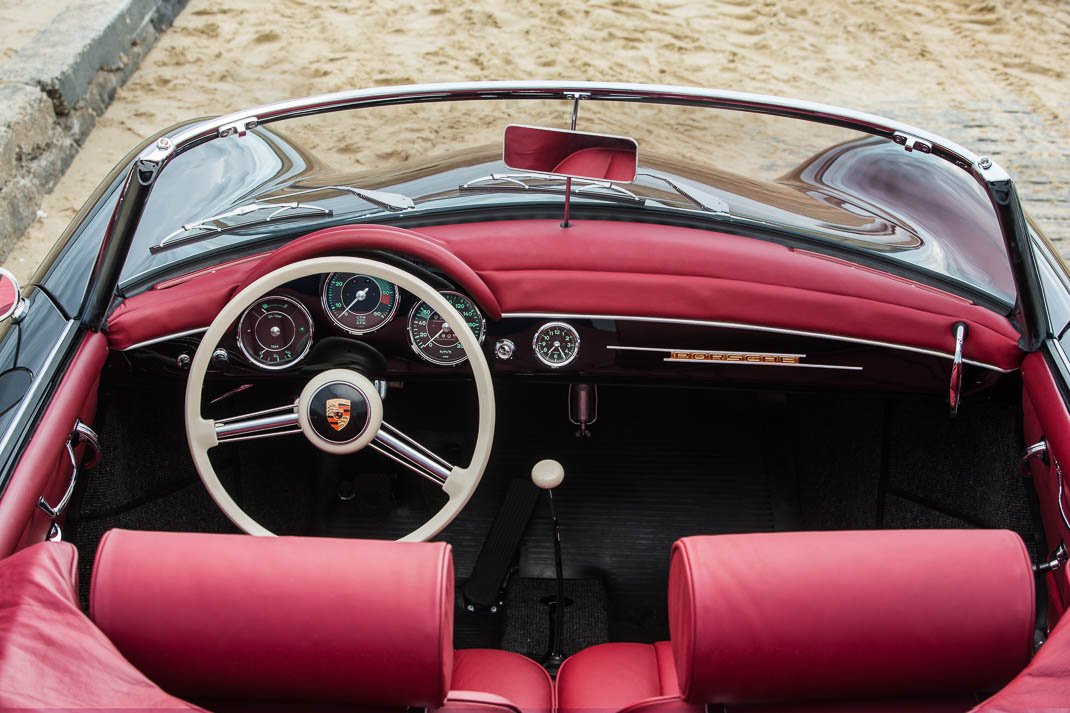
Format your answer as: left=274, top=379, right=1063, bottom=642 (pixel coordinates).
left=6, top=0, right=1069, bottom=281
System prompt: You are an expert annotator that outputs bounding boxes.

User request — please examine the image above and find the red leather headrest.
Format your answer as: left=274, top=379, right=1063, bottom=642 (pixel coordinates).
left=91, top=530, right=454, bottom=708
left=668, top=530, right=1035, bottom=704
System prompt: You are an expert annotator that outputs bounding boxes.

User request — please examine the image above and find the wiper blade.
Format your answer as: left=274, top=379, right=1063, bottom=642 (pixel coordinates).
left=150, top=185, right=414, bottom=254
left=459, top=173, right=645, bottom=205
left=636, top=173, right=730, bottom=214
left=278, top=184, right=414, bottom=212
left=151, top=201, right=333, bottom=253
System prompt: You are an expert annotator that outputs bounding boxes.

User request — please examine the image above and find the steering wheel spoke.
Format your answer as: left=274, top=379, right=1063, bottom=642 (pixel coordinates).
left=215, top=402, right=301, bottom=444
left=370, top=421, right=454, bottom=486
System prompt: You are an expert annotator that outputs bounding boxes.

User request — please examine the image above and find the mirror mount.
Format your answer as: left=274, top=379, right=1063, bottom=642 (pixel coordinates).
left=0, top=268, right=29, bottom=324
left=502, top=123, right=639, bottom=229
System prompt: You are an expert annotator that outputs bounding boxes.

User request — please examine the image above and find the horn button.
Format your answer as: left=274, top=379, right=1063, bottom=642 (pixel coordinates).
left=297, top=369, right=383, bottom=454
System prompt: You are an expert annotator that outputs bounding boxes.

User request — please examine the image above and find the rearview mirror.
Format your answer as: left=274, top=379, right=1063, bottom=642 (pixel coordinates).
left=503, top=125, right=638, bottom=182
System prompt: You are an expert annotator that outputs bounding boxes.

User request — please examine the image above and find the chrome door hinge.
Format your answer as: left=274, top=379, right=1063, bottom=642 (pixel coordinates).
left=37, top=420, right=101, bottom=541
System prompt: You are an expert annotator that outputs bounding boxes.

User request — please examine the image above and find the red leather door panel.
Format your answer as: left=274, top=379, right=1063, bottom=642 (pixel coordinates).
left=0, top=331, right=107, bottom=555
left=1021, top=350, right=1070, bottom=619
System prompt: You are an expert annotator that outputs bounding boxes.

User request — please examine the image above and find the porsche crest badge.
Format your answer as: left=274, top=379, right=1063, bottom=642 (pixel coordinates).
left=326, top=398, right=351, bottom=431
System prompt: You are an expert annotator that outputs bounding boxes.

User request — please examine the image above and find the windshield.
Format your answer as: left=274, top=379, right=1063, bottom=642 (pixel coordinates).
left=121, top=96, right=1015, bottom=305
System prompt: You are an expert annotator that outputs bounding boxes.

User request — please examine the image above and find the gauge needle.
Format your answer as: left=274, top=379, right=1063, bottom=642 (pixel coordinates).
left=339, top=287, right=370, bottom=318
left=551, top=342, right=565, bottom=359
left=426, top=326, right=447, bottom=346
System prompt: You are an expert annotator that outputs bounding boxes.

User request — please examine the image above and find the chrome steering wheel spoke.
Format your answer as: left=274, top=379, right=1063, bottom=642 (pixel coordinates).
left=370, top=420, right=453, bottom=486
left=214, top=402, right=300, bottom=444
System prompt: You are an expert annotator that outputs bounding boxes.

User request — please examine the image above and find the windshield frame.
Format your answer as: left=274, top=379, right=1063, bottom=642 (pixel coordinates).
left=83, top=81, right=1046, bottom=349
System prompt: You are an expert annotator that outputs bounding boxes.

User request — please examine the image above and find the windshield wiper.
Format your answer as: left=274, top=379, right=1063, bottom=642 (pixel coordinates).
left=636, top=173, right=730, bottom=214
left=151, top=202, right=333, bottom=253
left=150, top=185, right=414, bottom=254
left=459, top=173, right=645, bottom=205
left=278, top=185, right=414, bottom=212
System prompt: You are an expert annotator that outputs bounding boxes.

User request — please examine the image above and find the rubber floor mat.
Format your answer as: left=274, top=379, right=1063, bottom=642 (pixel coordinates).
left=501, top=578, right=609, bottom=659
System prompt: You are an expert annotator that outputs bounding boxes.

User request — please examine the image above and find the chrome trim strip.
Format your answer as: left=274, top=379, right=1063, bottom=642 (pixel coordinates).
left=120, top=327, right=208, bottom=351
left=609, top=345, right=806, bottom=358
left=505, top=312, right=1015, bottom=373
left=661, top=357, right=861, bottom=371
left=136, top=82, right=1008, bottom=185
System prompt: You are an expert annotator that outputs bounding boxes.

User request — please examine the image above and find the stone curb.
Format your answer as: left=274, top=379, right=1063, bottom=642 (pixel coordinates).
left=0, top=0, right=189, bottom=261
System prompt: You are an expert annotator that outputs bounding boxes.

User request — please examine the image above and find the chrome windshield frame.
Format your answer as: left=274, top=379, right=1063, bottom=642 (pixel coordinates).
left=83, top=81, right=1046, bottom=349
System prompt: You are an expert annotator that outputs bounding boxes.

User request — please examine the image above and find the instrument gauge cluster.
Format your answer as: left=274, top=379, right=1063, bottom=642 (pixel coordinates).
left=321, top=272, right=398, bottom=335
left=407, top=291, right=486, bottom=366
left=533, top=321, right=581, bottom=368
left=236, top=295, right=314, bottom=370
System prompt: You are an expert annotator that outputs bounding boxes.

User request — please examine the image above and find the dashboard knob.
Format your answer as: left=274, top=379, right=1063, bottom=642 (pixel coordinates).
left=176, top=353, right=191, bottom=370
left=495, top=339, right=516, bottom=360
left=211, top=348, right=231, bottom=368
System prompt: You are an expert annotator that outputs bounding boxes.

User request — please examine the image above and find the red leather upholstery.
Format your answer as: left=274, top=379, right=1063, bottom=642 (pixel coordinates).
left=91, top=529, right=455, bottom=708
left=0, top=541, right=202, bottom=710
left=105, top=221, right=1022, bottom=373
left=0, top=331, right=107, bottom=555
left=557, top=642, right=699, bottom=713
left=452, top=649, right=554, bottom=713
left=669, top=531, right=1034, bottom=704
left=972, top=603, right=1070, bottom=712
left=1021, top=351, right=1070, bottom=618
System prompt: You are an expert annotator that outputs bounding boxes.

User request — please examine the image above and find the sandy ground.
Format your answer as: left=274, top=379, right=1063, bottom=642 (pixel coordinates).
left=0, top=0, right=65, bottom=61
left=6, top=0, right=1069, bottom=281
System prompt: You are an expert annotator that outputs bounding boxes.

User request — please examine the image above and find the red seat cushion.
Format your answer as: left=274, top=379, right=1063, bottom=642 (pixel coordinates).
left=91, top=530, right=454, bottom=708
left=0, top=541, right=201, bottom=711
left=557, top=642, right=701, bottom=713
left=451, top=649, right=554, bottom=713
left=669, top=530, right=1034, bottom=704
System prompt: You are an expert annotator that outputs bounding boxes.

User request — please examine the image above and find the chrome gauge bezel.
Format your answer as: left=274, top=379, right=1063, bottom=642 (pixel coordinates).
left=406, top=290, right=487, bottom=367
left=235, top=294, right=315, bottom=371
left=320, top=272, right=399, bottom=335
left=533, top=321, right=581, bottom=368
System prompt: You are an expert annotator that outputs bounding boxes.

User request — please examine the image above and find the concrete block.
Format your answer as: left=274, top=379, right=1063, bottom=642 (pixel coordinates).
left=0, top=84, right=55, bottom=185
left=0, top=0, right=157, bottom=115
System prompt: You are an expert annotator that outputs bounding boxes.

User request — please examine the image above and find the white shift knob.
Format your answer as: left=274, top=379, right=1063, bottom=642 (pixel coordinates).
left=531, top=459, right=565, bottom=490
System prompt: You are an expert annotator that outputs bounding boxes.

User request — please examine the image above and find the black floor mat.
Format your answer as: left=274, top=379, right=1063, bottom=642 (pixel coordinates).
left=501, top=578, right=609, bottom=659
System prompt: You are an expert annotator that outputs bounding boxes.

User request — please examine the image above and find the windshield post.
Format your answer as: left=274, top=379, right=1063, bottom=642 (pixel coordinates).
left=987, top=178, right=1048, bottom=350
left=83, top=152, right=164, bottom=329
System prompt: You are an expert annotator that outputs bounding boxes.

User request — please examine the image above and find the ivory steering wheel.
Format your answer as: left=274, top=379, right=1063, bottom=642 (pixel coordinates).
left=184, top=256, right=495, bottom=541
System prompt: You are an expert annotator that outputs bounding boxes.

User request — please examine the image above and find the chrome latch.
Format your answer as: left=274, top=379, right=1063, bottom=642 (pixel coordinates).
left=893, top=132, right=933, bottom=154
left=1035, top=543, right=1068, bottom=575
left=218, top=116, right=258, bottom=138
left=949, top=322, right=968, bottom=416
left=1021, top=439, right=1049, bottom=475
left=36, top=420, right=101, bottom=540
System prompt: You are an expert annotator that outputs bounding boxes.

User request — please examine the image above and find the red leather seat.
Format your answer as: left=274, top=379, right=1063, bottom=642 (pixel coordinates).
left=558, top=530, right=1035, bottom=713
left=91, top=529, right=552, bottom=712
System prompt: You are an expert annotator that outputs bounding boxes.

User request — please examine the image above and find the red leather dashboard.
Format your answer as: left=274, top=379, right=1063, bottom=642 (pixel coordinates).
left=105, top=221, right=1022, bottom=371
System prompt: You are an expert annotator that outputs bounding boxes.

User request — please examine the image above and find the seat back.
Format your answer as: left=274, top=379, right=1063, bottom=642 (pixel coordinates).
left=668, top=530, right=1035, bottom=706
left=91, top=529, right=454, bottom=709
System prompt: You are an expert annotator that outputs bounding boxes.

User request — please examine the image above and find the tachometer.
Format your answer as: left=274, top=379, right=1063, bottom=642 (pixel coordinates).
left=533, top=321, right=580, bottom=368
left=322, top=273, right=398, bottom=334
left=407, top=291, right=486, bottom=366
left=236, top=295, right=314, bottom=370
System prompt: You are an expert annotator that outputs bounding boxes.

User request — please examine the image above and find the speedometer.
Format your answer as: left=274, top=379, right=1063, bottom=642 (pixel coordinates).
left=236, top=295, right=314, bottom=370
left=322, top=273, right=398, bottom=335
left=407, top=291, right=485, bottom=366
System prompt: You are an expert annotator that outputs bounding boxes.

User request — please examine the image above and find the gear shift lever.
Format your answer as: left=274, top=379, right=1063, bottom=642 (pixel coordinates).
left=532, top=459, right=567, bottom=673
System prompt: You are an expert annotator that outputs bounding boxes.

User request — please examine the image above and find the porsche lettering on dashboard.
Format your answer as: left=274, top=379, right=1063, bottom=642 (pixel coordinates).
left=668, top=351, right=802, bottom=365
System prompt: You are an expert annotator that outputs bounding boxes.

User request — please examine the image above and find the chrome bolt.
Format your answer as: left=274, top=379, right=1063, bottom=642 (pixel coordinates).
left=978, top=156, right=993, bottom=170
left=155, top=137, right=173, bottom=151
